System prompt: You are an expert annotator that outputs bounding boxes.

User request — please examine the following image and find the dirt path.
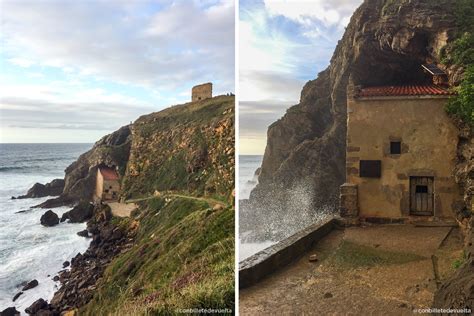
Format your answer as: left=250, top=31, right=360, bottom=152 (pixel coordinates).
left=239, top=225, right=463, bottom=315
left=126, top=193, right=229, bottom=208
left=107, top=202, right=137, bottom=217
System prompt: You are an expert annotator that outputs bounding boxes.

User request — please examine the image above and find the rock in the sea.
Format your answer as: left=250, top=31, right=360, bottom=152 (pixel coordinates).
left=25, top=298, right=47, bottom=314
left=53, top=275, right=59, bottom=281
left=77, top=229, right=90, bottom=238
left=16, top=179, right=65, bottom=199
left=61, top=202, right=94, bottom=223
left=0, top=307, right=20, bottom=316
left=63, top=261, right=70, bottom=268
left=22, top=279, right=39, bottom=291
left=12, top=291, right=23, bottom=302
left=40, top=210, right=59, bottom=227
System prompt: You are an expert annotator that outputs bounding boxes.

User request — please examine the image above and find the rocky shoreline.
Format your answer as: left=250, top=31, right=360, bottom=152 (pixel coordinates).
left=2, top=203, right=135, bottom=316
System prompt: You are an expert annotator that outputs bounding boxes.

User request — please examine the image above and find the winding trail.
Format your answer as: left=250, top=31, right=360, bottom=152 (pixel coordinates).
left=126, top=193, right=229, bottom=208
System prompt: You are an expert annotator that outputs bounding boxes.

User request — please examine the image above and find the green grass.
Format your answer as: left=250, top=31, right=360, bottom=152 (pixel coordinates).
left=81, top=196, right=234, bottom=315
left=329, top=241, right=426, bottom=268
left=452, top=250, right=467, bottom=269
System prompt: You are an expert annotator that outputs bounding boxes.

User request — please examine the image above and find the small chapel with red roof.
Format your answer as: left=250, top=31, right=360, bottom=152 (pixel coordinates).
left=340, top=64, right=464, bottom=222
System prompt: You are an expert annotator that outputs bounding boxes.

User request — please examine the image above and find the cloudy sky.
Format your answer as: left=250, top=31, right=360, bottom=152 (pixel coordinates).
left=0, top=0, right=234, bottom=143
left=239, top=0, right=362, bottom=154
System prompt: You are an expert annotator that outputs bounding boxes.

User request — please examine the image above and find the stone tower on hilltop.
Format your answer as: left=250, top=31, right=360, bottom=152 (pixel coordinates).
left=192, top=82, right=212, bottom=102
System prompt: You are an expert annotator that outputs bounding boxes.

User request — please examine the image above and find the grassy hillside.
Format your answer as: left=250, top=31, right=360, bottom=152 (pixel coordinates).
left=78, top=95, right=235, bottom=315
left=82, top=197, right=234, bottom=315
left=122, top=95, right=234, bottom=201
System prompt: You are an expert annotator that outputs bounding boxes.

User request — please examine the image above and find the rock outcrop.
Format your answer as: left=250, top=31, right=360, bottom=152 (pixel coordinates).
left=38, top=95, right=235, bottom=208
left=38, top=125, right=131, bottom=207
left=60, top=202, right=94, bottom=223
left=122, top=95, right=234, bottom=199
left=0, top=307, right=20, bottom=316
left=30, top=200, right=133, bottom=313
left=40, top=211, right=59, bottom=227
left=22, top=279, right=39, bottom=291
left=434, top=218, right=474, bottom=310
left=15, top=179, right=64, bottom=199
left=245, top=0, right=464, bottom=241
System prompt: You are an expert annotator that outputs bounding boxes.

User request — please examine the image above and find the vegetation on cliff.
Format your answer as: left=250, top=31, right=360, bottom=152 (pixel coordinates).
left=41, top=95, right=235, bottom=314
left=82, top=197, right=234, bottom=314
left=443, top=0, right=474, bottom=126
left=122, top=95, right=234, bottom=202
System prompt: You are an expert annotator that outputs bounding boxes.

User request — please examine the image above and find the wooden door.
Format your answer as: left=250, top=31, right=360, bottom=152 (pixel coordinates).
left=410, top=177, right=434, bottom=215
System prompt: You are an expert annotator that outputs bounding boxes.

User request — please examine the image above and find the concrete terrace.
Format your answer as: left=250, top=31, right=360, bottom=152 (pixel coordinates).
left=239, top=224, right=463, bottom=315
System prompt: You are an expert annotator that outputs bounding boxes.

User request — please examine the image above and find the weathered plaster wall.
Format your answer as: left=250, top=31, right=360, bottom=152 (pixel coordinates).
left=346, top=95, right=463, bottom=219
left=191, top=83, right=212, bottom=102
left=94, top=169, right=120, bottom=201
left=102, top=179, right=120, bottom=200
left=94, top=169, right=104, bottom=201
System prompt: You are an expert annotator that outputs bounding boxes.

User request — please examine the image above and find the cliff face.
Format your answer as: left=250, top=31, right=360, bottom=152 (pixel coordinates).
left=39, top=95, right=234, bottom=208
left=249, top=0, right=462, bottom=219
left=62, top=125, right=132, bottom=201
left=122, top=95, right=234, bottom=200
left=29, top=96, right=235, bottom=314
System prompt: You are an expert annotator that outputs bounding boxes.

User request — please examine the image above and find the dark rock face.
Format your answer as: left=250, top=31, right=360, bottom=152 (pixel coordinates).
left=22, top=279, right=39, bottom=291
left=62, top=126, right=131, bottom=202
left=48, top=205, right=132, bottom=312
left=61, top=202, right=94, bottom=223
left=40, top=210, right=59, bottom=227
left=37, top=125, right=131, bottom=208
left=77, top=229, right=90, bottom=238
left=25, top=298, right=47, bottom=314
left=12, top=291, right=23, bottom=302
left=16, top=179, right=65, bottom=199
left=0, top=307, right=20, bottom=316
left=245, top=0, right=461, bottom=241
left=434, top=217, right=474, bottom=310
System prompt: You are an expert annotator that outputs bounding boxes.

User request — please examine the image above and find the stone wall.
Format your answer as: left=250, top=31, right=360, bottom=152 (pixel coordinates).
left=239, top=219, right=336, bottom=288
left=344, top=93, right=463, bottom=219
left=192, top=83, right=212, bottom=102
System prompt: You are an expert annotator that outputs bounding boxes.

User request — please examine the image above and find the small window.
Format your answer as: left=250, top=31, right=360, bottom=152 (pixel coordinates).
left=359, top=160, right=381, bottom=178
left=109, top=186, right=112, bottom=189
left=390, top=141, right=401, bottom=154
left=416, top=185, right=428, bottom=193
left=104, top=189, right=109, bottom=193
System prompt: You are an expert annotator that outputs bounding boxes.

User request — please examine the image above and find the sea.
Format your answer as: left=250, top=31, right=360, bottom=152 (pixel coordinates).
left=238, top=155, right=276, bottom=261
left=0, top=143, right=92, bottom=312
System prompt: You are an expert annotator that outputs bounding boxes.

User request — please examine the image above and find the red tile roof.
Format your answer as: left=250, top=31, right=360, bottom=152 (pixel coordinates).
left=99, top=167, right=119, bottom=180
left=357, top=85, right=454, bottom=97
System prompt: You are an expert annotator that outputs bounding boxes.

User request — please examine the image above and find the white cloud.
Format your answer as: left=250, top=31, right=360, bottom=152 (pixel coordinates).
left=7, top=57, right=35, bottom=68
left=0, top=0, right=234, bottom=92
left=264, top=0, right=360, bottom=28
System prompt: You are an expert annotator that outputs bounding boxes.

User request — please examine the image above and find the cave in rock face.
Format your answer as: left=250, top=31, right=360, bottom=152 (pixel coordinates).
left=352, top=50, right=434, bottom=87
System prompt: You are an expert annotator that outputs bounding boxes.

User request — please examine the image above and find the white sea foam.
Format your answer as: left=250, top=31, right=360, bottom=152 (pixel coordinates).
left=0, top=144, right=91, bottom=312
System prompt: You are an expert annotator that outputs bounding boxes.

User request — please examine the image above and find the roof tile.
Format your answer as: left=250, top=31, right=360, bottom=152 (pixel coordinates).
left=357, top=85, right=453, bottom=97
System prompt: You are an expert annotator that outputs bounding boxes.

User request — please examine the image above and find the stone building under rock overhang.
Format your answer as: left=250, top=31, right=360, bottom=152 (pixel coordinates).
left=94, top=166, right=120, bottom=202
left=340, top=82, right=464, bottom=221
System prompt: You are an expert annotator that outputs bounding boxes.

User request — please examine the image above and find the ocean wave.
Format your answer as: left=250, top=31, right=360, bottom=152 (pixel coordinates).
left=0, top=166, right=33, bottom=172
